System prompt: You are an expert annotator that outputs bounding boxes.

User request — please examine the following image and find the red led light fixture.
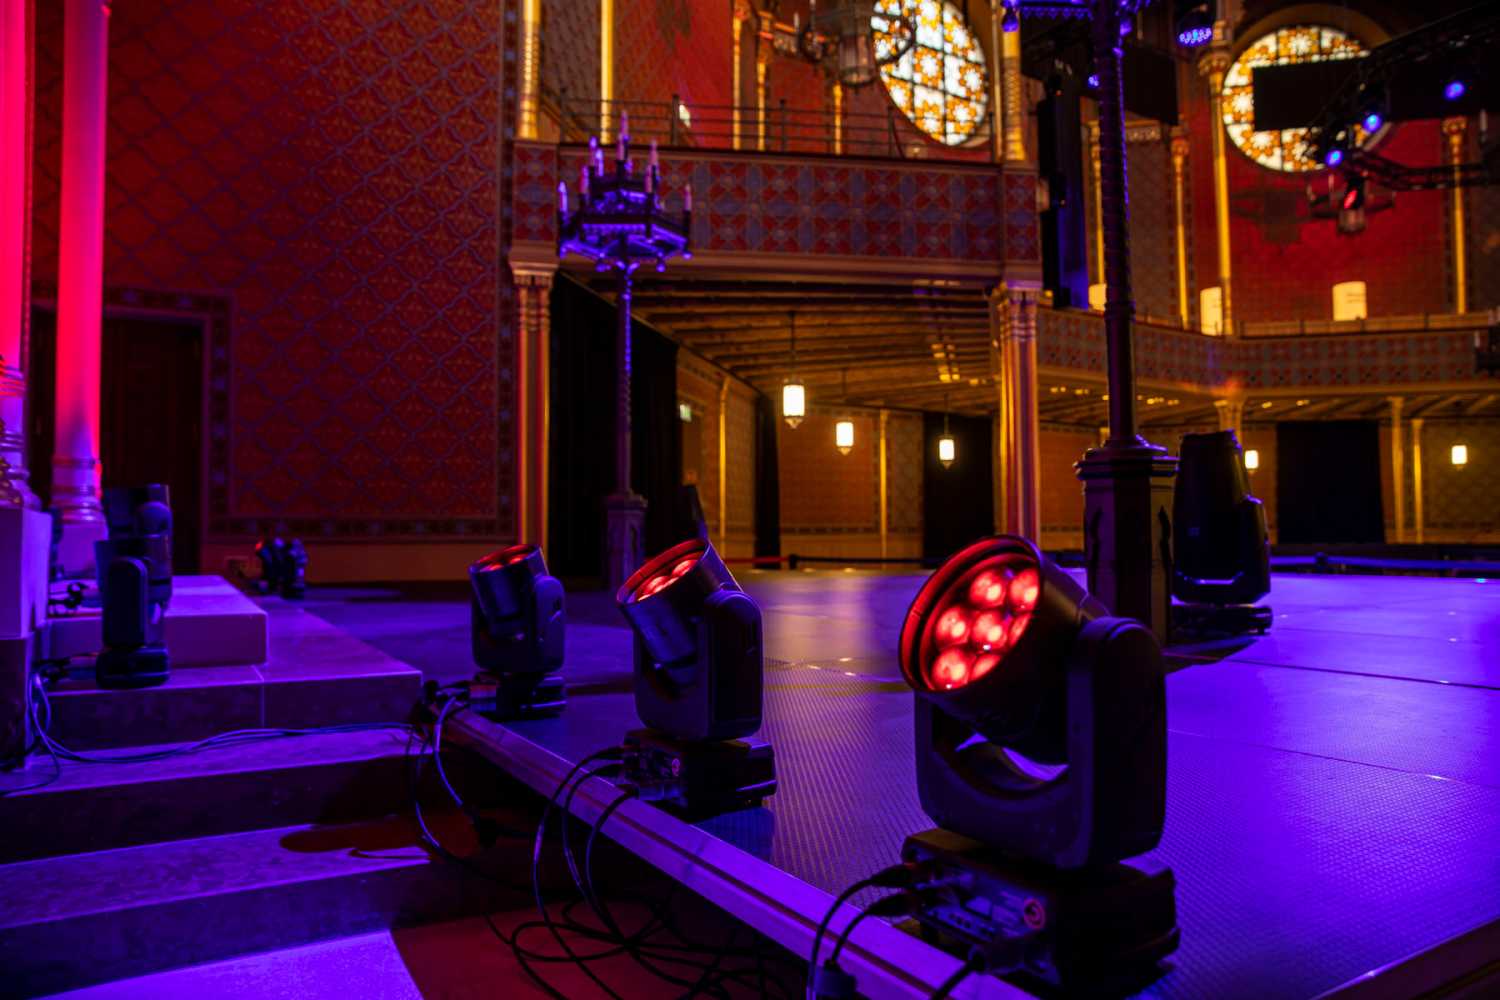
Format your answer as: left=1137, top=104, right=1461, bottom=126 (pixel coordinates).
left=617, top=538, right=763, bottom=742
left=468, top=543, right=565, bottom=717
left=899, top=535, right=1167, bottom=868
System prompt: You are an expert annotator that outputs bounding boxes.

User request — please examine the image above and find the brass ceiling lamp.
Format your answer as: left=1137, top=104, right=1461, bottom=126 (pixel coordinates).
left=782, top=312, right=806, bottom=429
left=835, top=369, right=854, bottom=455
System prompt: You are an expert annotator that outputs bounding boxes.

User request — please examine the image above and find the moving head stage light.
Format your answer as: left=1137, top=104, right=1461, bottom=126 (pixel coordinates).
left=95, top=486, right=174, bottom=689
left=615, top=538, right=775, bottom=818
left=253, top=537, right=307, bottom=599
left=467, top=544, right=566, bottom=718
left=1172, top=430, right=1272, bottom=636
left=895, top=536, right=1178, bottom=992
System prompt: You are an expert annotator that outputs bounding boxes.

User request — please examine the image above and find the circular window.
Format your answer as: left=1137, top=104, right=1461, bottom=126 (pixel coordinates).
left=873, top=1, right=989, bottom=147
left=1222, top=25, right=1371, bottom=172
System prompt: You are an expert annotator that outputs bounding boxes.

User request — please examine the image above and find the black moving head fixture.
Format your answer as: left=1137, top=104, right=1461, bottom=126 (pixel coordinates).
left=467, top=543, right=566, bottom=718
left=95, top=485, right=174, bottom=689
left=615, top=538, right=775, bottom=817
left=1172, top=430, right=1272, bottom=636
left=894, top=536, right=1178, bottom=992
left=899, top=535, right=1166, bottom=867
left=253, top=536, right=307, bottom=599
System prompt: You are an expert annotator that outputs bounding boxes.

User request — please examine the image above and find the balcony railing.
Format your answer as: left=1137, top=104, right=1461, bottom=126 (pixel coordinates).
left=1068, top=305, right=1493, bottom=339
left=542, top=92, right=999, bottom=164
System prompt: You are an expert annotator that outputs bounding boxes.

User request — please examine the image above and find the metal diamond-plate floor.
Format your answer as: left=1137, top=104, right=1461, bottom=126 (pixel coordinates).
left=316, top=571, right=1500, bottom=998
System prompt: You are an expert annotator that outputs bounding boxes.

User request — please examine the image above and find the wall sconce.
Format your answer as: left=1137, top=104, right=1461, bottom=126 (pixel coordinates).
left=1452, top=443, right=1469, bottom=468
left=836, top=420, right=855, bottom=455
left=1244, top=449, right=1260, bottom=471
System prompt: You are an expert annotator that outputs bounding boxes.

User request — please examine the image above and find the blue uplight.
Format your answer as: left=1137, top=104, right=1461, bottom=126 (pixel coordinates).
left=1362, top=112, right=1382, bottom=132
left=1325, top=149, right=1344, bottom=168
left=1445, top=80, right=1466, bottom=101
left=1087, top=73, right=1100, bottom=89
left=1178, top=25, right=1214, bottom=47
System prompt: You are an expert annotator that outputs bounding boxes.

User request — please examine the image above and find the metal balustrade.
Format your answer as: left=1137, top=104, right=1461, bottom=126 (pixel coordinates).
left=541, top=92, right=999, bottom=163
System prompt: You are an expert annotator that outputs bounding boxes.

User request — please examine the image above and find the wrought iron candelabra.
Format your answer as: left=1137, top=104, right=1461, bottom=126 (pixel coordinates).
left=557, top=114, right=693, bottom=593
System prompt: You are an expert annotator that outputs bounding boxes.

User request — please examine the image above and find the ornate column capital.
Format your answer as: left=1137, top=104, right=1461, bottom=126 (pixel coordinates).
left=1170, top=128, right=1190, bottom=163
left=1195, top=28, right=1233, bottom=83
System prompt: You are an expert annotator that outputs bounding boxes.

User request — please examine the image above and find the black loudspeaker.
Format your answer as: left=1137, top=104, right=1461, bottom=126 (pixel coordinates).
left=1037, top=79, right=1090, bottom=311
left=1172, top=430, right=1271, bottom=634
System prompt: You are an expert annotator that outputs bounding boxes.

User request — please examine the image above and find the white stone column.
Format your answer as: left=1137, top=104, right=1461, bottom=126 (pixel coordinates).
left=52, top=0, right=111, bottom=572
left=1, top=0, right=38, bottom=508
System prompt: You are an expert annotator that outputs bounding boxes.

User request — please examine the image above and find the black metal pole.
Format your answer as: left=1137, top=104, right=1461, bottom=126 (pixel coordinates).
left=616, top=265, right=633, bottom=496
left=1092, top=1, right=1140, bottom=448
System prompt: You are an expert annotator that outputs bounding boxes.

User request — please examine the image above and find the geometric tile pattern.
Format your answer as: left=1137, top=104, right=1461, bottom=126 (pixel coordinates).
left=31, top=0, right=516, bottom=540
left=542, top=0, right=599, bottom=112
left=1127, top=136, right=1176, bottom=322
left=522, top=142, right=1037, bottom=264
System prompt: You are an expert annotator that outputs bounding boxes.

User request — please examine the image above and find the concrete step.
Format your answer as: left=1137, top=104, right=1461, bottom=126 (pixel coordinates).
left=41, top=605, right=423, bottom=750
left=0, top=729, right=503, bottom=864
left=43, top=575, right=269, bottom=668
left=0, top=814, right=519, bottom=998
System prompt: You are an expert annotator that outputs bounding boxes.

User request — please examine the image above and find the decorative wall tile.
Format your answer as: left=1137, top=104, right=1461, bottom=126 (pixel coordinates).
left=32, top=0, right=516, bottom=540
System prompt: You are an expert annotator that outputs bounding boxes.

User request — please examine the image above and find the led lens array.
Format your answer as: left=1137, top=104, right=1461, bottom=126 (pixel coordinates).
left=632, top=554, right=702, bottom=602
left=920, top=556, right=1041, bottom=690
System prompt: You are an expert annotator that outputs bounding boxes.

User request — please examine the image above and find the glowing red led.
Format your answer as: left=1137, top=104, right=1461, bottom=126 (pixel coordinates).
left=1009, top=569, right=1040, bottom=612
left=630, top=553, right=701, bottom=602
left=1008, top=613, right=1032, bottom=645
left=971, top=654, right=1000, bottom=681
left=932, top=648, right=973, bottom=689
left=973, top=610, right=1009, bottom=649
left=935, top=607, right=970, bottom=646
left=967, top=570, right=1010, bottom=609
left=477, top=544, right=536, bottom=570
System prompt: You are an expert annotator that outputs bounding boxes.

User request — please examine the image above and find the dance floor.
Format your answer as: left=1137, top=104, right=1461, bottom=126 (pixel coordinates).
left=314, top=570, right=1500, bottom=999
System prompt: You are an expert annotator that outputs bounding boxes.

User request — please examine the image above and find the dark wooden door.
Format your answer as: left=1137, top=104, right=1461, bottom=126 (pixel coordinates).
left=100, top=316, right=204, bottom=572
left=1276, top=420, right=1385, bottom=545
left=28, top=310, right=204, bottom=572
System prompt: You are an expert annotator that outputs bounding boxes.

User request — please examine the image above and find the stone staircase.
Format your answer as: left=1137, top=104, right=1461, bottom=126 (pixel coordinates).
left=0, top=591, right=511, bottom=998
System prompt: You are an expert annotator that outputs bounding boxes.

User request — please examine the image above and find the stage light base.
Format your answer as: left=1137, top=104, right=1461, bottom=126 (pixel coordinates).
left=621, top=728, right=776, bottom=819
left=95, top=645, right=170, bottom=689
left=901, top=828, right=1179, bottom=994
left=469, top=672, right=566, bottom=719
left=1173, top=602, right=1273, bottom=637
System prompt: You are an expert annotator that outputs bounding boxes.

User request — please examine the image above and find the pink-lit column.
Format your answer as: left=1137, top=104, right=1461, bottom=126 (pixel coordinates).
left=52, top=0, right=111, bottom=570
left=1, top=0, right=38, bottom=509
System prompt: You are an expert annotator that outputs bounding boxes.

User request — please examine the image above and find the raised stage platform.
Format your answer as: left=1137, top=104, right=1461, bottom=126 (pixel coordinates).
left=310, top=570, right=1500, bottom=999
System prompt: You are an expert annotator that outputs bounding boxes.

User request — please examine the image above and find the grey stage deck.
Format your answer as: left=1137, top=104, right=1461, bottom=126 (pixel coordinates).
left=324, top=572, right=1500, bottom=998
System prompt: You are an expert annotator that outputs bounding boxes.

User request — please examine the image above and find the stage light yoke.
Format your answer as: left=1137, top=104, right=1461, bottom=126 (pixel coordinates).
left=893, top=535, right=1178, bottom=990
left=615, top=537, right=775, bottom=815
left=468, top=543, right=566, bottom=717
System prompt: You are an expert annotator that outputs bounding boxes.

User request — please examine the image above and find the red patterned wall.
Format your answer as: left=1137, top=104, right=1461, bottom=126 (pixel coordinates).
left=614, top=0, right=733, bottom=114
left=31, top=0, right=515, bottom=541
